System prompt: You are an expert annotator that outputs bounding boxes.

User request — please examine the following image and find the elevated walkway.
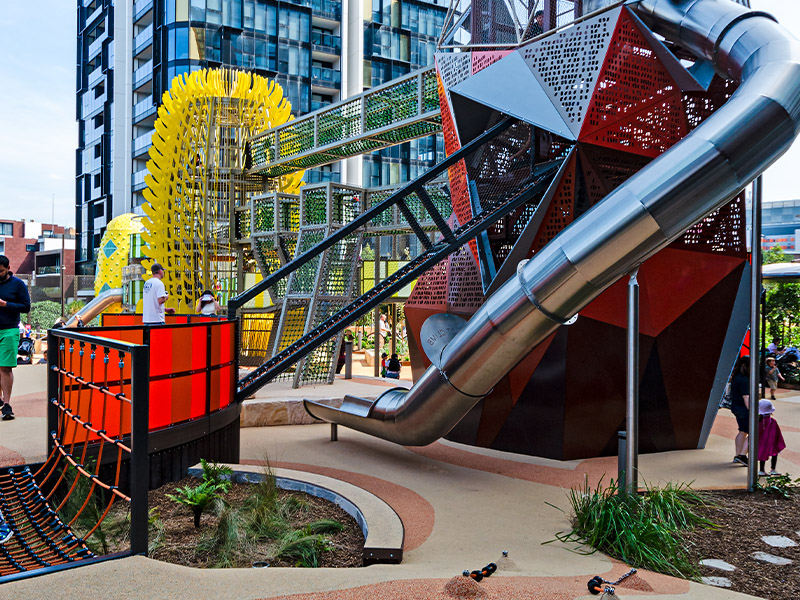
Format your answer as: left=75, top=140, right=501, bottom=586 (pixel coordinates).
left=247, top=67, right=441, bottom=177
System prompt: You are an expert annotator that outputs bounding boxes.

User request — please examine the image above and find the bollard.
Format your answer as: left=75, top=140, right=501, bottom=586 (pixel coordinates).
left=617, top=431, right=627, bottom=493
left=345, top=340, right=353, bottom=379
left=331, top=423, right=338, bottom=442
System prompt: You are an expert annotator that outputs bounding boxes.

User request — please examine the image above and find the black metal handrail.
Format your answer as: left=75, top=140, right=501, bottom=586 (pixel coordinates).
left=227, top=117, right=515, bottom=314
left=236, top=158, right=562, bottom=399
left=46, top=329, right=150, bottom=557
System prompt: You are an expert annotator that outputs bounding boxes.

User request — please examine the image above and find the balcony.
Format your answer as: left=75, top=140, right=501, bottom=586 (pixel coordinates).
left=132, top=130, right=154, bottom=157
left=87, top=65, right=104, bottom=87
left=85, top=4, right=104, bottom=28
left=310, top=0, right=341, bottom=22
left=133, top=0, right=153, bottom=23
left=88, top=33, right=105, bottom=61
left=311, top=65, right=341, bottom=89
left=132, top=167, right=149, bottom=192
left=36, top=266, right=61, bottom=276
left=311, top=31, right=341, bottom=56
left=133, top=59, right=153, bottom=89
left=81, top=87, right=107, bottom=119
left=133, top=24, right=153, bottom=57
left=133, top=96, right=156, bottom=123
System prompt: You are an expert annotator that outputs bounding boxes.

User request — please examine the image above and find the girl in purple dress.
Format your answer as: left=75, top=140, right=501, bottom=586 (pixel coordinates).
left=758, top=399, right=786, bottom=477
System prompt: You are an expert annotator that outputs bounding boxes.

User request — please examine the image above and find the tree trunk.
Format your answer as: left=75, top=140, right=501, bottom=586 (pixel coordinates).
left=193, top=507, right=202, bottom=528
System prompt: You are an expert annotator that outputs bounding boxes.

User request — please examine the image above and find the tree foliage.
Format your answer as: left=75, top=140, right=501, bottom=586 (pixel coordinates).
left=762, top=244, right=800, bottom=347
left=28, top=301, right=62, bottom=331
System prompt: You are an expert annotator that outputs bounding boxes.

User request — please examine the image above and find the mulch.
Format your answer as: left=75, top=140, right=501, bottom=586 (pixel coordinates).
left=146, top=477, right=365, bottom=569
left=685, top=489, right=800, bottom=600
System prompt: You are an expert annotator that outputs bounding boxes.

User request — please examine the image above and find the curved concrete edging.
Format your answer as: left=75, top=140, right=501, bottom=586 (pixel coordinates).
left=187, top=463, right=404, bottom=564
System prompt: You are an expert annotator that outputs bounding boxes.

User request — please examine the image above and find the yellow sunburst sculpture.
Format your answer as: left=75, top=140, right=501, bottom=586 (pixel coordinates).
left=141, top=68, right=302, bottom=313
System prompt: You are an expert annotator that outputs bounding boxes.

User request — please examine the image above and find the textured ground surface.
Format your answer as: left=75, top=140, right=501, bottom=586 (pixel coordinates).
left=3, top=365, right=799, bottom=599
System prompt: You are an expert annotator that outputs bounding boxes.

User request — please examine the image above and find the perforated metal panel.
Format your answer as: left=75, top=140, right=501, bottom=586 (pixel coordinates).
left=520, top=7, right=620, bottom=137
left=672, top=192, right=746, bottom=256
left=579, top=9, right=687, bottom=157
left=437, top=71, right=477, bottom=265
left=447, top=243, right=485, bottom=313
left=531, top=151, right=577, bottom=253
left=255, top=184, right=365, bottom=387
left=472, top=51, right=514, bottom=74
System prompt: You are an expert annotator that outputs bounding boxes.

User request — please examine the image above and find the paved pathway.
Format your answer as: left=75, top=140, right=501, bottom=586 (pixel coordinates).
left=3, top=364, right=796, bottom=599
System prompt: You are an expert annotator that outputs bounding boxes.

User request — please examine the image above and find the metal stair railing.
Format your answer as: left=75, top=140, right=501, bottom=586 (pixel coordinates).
left=236, top=158, right=561, bottom=399
left=228, top=117, right=515, bottom=316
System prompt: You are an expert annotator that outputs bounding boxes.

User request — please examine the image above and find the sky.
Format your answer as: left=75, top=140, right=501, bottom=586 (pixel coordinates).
left=0, top=1, right=798, bottom=228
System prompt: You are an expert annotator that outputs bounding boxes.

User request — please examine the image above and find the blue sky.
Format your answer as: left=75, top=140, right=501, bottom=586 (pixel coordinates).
left=0, top=1, right=798, bottom=227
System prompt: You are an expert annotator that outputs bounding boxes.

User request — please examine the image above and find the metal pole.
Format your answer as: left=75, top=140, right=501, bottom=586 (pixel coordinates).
left=129, top=345, right=150, bottom=555
left=344, top=339, right=353, bottom=379
left=46, top=331, right=59, bottom=457
left=748, top=176, right=763, bottom=491
left=60, top=233, right=66, bottom=317
left=374, top=246, right=381, bottom=378
left=625, top=269, right=640, bottom=495
left=390, top=303, right=397, bottom=356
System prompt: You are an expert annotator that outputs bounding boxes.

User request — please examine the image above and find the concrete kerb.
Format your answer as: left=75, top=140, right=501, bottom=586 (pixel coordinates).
left=186, top=463, right=404, bottom=564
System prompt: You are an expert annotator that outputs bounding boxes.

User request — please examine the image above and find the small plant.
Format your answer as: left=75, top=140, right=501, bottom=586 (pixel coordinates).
left=550, top=477, right=716, bottom=579
left=197, top=498, right=249, bottom=567
left=167, top=481, right=226, bottom=528
left=754, top=473, right=800, bottom=499
left=201, top=458, right=233, bottom=491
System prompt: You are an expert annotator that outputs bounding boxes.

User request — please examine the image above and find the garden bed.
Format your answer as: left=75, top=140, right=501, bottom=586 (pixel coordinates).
left=148, top=477, right=365, bottom=568
left=686, top=489, right=800, bottom=600
left=73, top=475, right=365, bottom=569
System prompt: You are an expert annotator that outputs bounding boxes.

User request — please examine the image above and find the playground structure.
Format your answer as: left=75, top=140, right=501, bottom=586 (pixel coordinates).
left=4, top=0, right=800, bottom=583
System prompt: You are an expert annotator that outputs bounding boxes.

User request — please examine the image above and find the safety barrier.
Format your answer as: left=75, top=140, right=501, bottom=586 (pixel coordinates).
left=0, top=316, right=239, bottom=582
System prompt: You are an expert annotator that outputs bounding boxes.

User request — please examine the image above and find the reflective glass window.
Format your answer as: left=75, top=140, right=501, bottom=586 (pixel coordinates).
left=190, top=0, right=205, bottom=20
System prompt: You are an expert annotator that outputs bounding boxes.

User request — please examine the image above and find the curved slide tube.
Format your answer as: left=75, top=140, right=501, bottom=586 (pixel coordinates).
left=306, top=0, right=800, bottom=445
left=64, top=288, right=123, bottom=328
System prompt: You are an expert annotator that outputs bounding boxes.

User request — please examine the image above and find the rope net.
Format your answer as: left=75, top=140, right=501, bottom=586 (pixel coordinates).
left=0, top=337, right=137, bottom=578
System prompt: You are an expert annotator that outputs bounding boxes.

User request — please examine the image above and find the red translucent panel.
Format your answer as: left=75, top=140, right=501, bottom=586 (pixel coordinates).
left=148, top=378, right=172, bottom=430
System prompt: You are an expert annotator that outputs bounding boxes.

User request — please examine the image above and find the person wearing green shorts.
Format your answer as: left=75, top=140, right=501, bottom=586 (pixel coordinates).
left=0, top=256, right=31, bottom=422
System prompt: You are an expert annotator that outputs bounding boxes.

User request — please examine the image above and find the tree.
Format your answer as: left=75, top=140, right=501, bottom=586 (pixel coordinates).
left=762, top=243, right=800, bottom=346
left=763, top=244, right=789, bottom=265
left=28, top=301, right=62, bottom=331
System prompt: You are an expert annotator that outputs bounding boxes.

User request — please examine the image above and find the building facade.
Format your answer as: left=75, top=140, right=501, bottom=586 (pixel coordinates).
left=76, top=0, right=447, bottom=283
left=761, top=199, right=800, bottom=256
left=0, top=220, right=77, bottom=299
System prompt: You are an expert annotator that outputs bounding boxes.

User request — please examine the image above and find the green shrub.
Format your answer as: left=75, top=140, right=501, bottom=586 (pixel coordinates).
left=201, top=458, right=233, bottom=491
left=754, top=473, right=800, bottom=499
left=28, top=300, right=62, bottom=330
left=551, top=477, right=716, bottom=579
left=167, top=481, right=227, bottom=528
left=66, top=300, right=86, bottom=316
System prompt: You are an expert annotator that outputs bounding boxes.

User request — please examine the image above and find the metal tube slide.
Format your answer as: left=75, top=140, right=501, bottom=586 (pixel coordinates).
left=305, top=0, right=800, bottom=445
left=64, top=289, right=123, bottom=328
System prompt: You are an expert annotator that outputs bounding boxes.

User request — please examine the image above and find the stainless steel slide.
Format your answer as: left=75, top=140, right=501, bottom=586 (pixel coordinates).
left=305, top=0, right=800, bottom=445
left=64, top=288, right=123, bottom=328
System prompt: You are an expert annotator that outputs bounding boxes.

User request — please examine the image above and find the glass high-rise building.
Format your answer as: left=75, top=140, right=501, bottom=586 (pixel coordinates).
left=76, top=0, right=445, bottom=278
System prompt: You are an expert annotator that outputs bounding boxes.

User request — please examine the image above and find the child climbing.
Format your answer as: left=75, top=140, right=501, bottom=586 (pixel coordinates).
left=758, top=399, right=786, bottom=477
left=765, top=356, right=784, bottom=401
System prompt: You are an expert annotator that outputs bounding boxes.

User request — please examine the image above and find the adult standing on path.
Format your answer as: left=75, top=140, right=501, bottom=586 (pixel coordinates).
left=0, top=256, right=31, bottom=421
left=143, top=263, right=174, bottom=325
left=730, top=355, right=751, bottom=466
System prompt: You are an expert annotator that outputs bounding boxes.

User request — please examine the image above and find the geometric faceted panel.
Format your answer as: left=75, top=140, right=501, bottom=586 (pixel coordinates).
left=427, top=7, right=748, bottom=459
left=580, top=8, right=688, bottom=157
left=520, top=7, right=621, bottom=137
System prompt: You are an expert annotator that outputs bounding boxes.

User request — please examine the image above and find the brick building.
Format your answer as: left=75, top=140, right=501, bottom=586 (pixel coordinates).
left=0, top=220, right=76, bottom=299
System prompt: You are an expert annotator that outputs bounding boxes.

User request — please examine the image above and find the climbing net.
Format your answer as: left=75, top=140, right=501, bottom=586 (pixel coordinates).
left=0, top=331, right=149, bottom=580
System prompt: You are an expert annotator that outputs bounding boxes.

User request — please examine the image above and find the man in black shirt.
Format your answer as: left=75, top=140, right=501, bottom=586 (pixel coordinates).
left=0, top=256, right=31, bottom=421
